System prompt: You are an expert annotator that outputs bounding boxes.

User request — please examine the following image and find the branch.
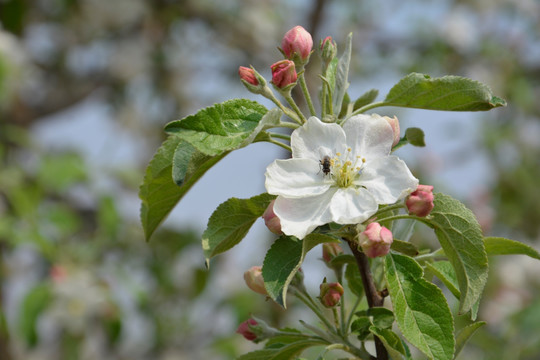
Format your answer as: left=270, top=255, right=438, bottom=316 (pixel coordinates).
left=347, top=239, right=388, bottom=360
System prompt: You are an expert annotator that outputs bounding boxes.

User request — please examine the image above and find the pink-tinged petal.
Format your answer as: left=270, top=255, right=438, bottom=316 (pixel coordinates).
left=343, top=114, right=393, bottom=160
left=356, top=156, right=418, bottom=204
left=329, top=187, right=378, bottom=224
left=273, top=190, right=335, bottom=239
left=291, top=117, right=347, bottom=161
left=265, top=158, right=331, bottom=198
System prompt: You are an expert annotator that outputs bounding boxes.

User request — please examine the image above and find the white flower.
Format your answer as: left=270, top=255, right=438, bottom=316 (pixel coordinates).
left=265, top=115, right=418, bottom=239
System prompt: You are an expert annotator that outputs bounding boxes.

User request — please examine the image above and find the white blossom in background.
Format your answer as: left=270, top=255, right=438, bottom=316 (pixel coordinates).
left=265, top=115, right=418, bottom=239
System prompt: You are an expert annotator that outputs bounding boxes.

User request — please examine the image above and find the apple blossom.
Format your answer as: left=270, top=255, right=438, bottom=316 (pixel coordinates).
left=265, top=115, right=418, bottom=239
left=406, top=184, right=435, bottom=217
left=359, top=222, right=393, bottom=258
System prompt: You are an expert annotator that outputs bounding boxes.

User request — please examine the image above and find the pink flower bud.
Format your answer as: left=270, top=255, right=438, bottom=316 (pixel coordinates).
left=359, top=222, right=393, bottom=258
left=236, top=319, right=259, bottom=341
left=243, top=266, right=267, bottom=295
left=406, top=185, right=435, bottom=217
left=238, top=66, right=259, bottom=86
left=270, top=60, right=297, bottom=89
left=322, top=243, right=343, bottom=264
left=383, top=115, right=401, bottom=147
left=319, top=281, right=344, bottom=308
left=281, top=25, right=313, bottom=63
left=262, top=199, right=282, bottom=234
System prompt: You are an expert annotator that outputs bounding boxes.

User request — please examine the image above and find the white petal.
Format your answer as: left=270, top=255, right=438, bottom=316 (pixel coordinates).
left=343, top=114, right=393, bottom=160
left=356, top=156, right=419, bottom=204
left=329, top=187, right=378, bottom=224
left=291, top=117, right=347, bottom=161
left=273, top=190, right=335, bottom=239
left=265, top=158, right=331, bottom=198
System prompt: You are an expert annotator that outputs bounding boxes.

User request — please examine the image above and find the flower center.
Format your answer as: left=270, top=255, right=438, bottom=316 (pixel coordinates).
left=328, top=148, right=365, bottom=188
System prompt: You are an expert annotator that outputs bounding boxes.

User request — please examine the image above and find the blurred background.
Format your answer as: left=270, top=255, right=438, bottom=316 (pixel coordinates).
left=1, top=0, right=539, bottom=359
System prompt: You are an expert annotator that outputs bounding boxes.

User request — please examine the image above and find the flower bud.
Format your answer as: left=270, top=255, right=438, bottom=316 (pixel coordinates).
left=322, top=243, right=343, bottom=264
left=320, top=36, right=337, bottom=68
left=262, top=199, right=282, bottom=234
left=406, top=185, right=434, bottom=217
left=281, top=25, right=313, bottom=64
left=270, top=60, right=297, bottom=89
left=319, top=281, right=344, bottom=308
left=236, top=318, right=259, bottom=341
left=238, top=66, right=258, bottom=86
left=243, top=266, right=267, bottom=295
left=383, top=115, right=401, bottom=147
left=359, top=222, right=393, bottom=258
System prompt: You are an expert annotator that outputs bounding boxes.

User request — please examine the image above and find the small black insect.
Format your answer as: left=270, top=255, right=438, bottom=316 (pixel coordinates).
left=319, top=155, right=331, bottom=176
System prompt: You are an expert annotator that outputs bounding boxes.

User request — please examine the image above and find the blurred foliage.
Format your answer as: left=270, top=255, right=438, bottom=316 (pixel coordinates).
left=1, top=0, right=540, bottom=359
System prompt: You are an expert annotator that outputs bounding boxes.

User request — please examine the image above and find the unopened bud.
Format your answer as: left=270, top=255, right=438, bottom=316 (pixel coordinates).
left=319, top=281, right=344, bottom=308
left=236, top=318, right=259, bottom=341
left=322, top=243, right=343, bottom=264
left=281, top=25, right=313, bottom=65
left=320, top=36, right=337, bottom=69
left=359, top=222, right=393, bottom=258
left=262, top=200, right=282, bottom=234
left=238, top=66, right=259, bottom=86
left=406, top=185, right=434, bottom=217
left=383, top=115, right=400, bottom=147
left=270, top=60, right=297, bottom=89
left=243, top=266, right=267, bottom=295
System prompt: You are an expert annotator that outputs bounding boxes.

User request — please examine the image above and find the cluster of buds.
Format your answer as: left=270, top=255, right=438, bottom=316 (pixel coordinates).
left=239, top=25, right=315, bottom=97
left=359, top=222, right=393, bottom=258
left=406, top=184, right=435, bottom=217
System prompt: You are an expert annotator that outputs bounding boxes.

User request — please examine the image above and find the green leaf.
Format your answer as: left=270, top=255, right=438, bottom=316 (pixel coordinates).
left=139, top=136, right=228, bottom=241
left=351, top=317, right=371, bottom=340
left=425, top=261, right=460, bottom=299
left=405, top=127, right=426, bottom=147
left=333, top=33, right=352, bottom=116
left=383, top=73, right=506, bottom=111
left=454, top=322, right=486, bottom=359
left=237, top=339, right=326, bottom=360
left=19, top=284, right=51, bottom=347
left=353, top=89, right=379, bottom=110
left=263, top=233, right=339, bottom=307
left=139, top=135, right=184, bottom=240
left=345, top=262, right=364, bottom=298
left=328, top=253, right=355, bottom=267
left=391, top=239, right=419, bottom=257
left=385, top=253, right=455, bottom=360
left=369, top=327, right=407, bottom=360
left=368, top=307, right=395, bottom=329
left=202, top=193, right=275, bottom=265
left=484, top=236, right=540, bottom=260
left=427, top=193, right=488, bottom=314
left=164, top=99, right=268, bottom=156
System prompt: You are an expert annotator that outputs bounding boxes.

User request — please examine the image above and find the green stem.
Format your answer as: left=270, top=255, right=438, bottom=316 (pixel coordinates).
left=284, top=94, right=307, bottom=123
left=374, top=213, right=428, bottom=225
left=268, top=139, right=292, bottom=152
left=299, top=73, right=317, bottom=117
left=292, top=289, right=336, bottom=334
left=349, top=101, right=387, bottom=117
left=373, top=203, right=406, bottom=218
left=345, top=296, right=362, bottom=333
left=269, top=132, right=291, bottom=141
left=268, top=93, right=303, bottom=125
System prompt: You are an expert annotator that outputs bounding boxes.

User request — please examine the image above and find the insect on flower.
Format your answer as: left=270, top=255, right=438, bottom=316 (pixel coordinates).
left=319, top=155, right=332, bottom=176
